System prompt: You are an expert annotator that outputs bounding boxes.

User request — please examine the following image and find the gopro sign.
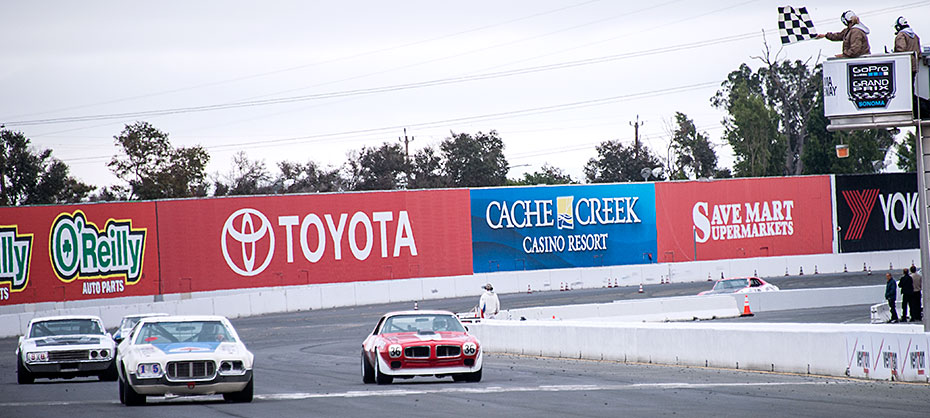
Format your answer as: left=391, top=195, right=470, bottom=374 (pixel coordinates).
left=823, top=53, right=913, bottom=118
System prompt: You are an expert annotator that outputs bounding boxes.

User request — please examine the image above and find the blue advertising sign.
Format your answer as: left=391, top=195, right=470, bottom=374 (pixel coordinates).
left=470, top=184, right=657, bottom=273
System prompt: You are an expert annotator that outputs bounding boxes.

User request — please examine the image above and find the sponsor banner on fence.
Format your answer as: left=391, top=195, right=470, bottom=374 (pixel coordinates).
left=655, top=176, right=833, bottom=262
left=155, top=189, right=472, bottom=294
left=835, top=173, right=918, bottom=253
left=470, top=183, right=657, bottom=273
left=0, top=202, right=160, bottom=305
left=845, top=334, right=929, bottom=381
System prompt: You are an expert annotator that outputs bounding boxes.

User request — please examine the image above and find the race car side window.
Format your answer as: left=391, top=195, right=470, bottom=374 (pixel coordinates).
left=750, top=279, right=762, bottom=287
left=373, top=317, right=386, bottom=335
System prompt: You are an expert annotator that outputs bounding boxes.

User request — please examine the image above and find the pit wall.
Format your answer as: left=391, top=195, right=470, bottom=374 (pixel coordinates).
left=467, top=321, right=930, bottom=382
left=0, top=249, right=914, bottom=339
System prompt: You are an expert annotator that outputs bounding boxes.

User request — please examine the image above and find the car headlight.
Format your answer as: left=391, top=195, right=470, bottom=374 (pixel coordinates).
left=388, top=344, right=403, bottom=358
left=463, top=342, right=478, bottom=356
left=218, top=360, right=247, bottom=376
left=136, top=363, right=163, bottom=379
left=26, top=351, right=49, bottom=363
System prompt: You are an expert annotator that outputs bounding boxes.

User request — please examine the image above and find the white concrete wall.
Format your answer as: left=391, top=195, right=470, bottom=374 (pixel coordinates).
left=468, top=320, right=930, bottom=382
left=503, top=295, right=739, bottom=322
left=0, top=249, right=916, bottom=339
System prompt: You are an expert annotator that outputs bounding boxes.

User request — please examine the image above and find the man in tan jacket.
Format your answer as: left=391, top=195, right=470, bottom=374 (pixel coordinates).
left=817, top=10, right=870, bottom=58
left=894, top=16, right=921, bottom=74
left=893, top=16, right=928, bottom=119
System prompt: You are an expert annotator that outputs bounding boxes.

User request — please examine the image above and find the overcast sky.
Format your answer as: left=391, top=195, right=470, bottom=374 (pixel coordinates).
left=2, top=0, right=927, bottom=189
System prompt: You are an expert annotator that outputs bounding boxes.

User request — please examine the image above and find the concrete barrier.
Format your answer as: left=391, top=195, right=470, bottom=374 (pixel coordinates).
left=503, top=295, right=739, bottom=322
left=0, top=249, right=917, bottom=338
left=468, top=320, right=930, bottom=382
left=732, top=285, right=885, bottom=314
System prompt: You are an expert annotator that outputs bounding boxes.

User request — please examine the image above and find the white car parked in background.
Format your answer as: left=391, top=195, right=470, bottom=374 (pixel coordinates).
left=16, top=315, right=118, bottom=384
left=698, top=277, right=780, bottom=296
left=113, top=313, right=169, bottom=344
left=116, top=315, right=254, bottom=406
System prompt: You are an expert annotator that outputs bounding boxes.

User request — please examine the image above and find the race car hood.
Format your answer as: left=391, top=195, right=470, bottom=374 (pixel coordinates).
left=31, top=335, right=104, bottom=347
left=151, top=342, right=222, bottom=354
left=381, top=332, right=474, bottom=345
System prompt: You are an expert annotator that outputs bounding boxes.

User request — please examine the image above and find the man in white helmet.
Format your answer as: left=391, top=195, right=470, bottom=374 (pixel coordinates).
left=816, top=10, right=870, bottom=58
left=893, top=16, right=928, bottom=118
left=479, top=283, right=500, bottom=319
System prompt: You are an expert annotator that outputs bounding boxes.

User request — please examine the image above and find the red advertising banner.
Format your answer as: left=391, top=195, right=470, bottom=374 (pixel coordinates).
left=655, top=176, right=833, bottom=262
left=155, top=189, right=473, bottom=294
left=0, top=202, right=160, bottom=305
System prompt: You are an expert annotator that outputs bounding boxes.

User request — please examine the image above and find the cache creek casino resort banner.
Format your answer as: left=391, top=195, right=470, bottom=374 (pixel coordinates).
left=470, top=183, right=657, bottom=273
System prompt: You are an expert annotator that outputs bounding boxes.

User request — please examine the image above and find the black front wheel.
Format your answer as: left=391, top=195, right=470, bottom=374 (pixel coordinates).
left=17, top=357, right=34, bottom=385
left=361, top=351, right=375, bottom=384
left=120, top=371, right=146, bottom=406
left=99, top=361, right=118, bottom=381
left=223, top=376, right=254, bottom=403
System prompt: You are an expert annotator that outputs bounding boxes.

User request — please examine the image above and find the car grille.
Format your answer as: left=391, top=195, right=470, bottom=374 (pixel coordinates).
left=436, top=345, right=461, bottom=358
left=167, top=361, right=216, bottom=380
left=404, top=346, right=430, bottom=358
left=49, top=350, right=89, bottom=361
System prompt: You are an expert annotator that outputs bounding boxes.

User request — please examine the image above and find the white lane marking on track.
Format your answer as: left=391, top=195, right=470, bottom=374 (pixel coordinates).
left=0, top=381, right=842, bottom=407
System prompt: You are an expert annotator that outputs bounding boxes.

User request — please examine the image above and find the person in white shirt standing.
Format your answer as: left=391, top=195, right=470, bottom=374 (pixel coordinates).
left=479, top=284, right=500, bottom=319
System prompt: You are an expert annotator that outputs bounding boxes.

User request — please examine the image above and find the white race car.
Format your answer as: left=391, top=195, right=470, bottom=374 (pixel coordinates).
left=112, top=313, right=169, bottom=344
left=16, top=315, right=118, bottom=384
left=698, top=277, right=780, bottom=296
left=116, top=315, right=254, bottom=406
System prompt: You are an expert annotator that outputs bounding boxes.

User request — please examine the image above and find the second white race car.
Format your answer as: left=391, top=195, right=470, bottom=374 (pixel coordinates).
left=116, top=315, right=254, bottom=406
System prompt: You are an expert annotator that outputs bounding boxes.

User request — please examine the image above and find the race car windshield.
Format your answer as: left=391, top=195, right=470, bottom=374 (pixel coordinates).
left=134, top=321, right=237, bottom=344
left=30, top=319, right=103, bottom=337
left=381, top=314, right=465, bottom=334
left=714, top=279, right=750, bottom=290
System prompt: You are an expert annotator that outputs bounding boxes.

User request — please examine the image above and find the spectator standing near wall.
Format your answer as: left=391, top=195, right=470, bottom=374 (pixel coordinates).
left=886, top=273, right=900, bottom=323
left=910, top=266, right=923, bottom=322
left=899, top=269, right=915, bottom=321
left=479, top=284, right=500, bottom=319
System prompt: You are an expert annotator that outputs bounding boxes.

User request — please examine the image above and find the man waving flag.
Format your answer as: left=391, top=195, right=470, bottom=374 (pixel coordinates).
left=778, top=6, right=818, bottom=45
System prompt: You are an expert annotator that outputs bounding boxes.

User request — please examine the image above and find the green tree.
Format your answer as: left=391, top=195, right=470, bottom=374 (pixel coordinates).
left=668, top=112, right=720, bottom=179
left=276, top=160, right=346, bottom=193
left=584, top=139, right=665, bottom=183
left=509, top=164, right=575, bottom=185
left=407, top=146, right=449, bottom=189
left=712, top=77, right=784, bottom=177
left=214, top=151, right=273, bottom=196
left=801, top=98, right=897, bottom=174
left=894, top=131, right=918, bottom=172
left=108, top=122, right=209, bottom=200
left=441, top=131, right=509, bottom=187
left=0, top=129, right=93, bottom=206
left=345, top=142, right=408, bottom=191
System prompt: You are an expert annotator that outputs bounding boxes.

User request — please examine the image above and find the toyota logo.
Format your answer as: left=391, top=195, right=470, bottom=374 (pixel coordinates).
left=222, top=208, right=275, bottom=276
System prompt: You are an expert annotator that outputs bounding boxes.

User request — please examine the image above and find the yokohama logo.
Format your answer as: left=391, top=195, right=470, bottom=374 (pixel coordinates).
left=841, top=189, right=880, bottom=240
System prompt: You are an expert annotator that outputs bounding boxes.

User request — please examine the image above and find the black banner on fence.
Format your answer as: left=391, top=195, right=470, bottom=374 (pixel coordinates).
left=835, top=173, right=918, bottom=253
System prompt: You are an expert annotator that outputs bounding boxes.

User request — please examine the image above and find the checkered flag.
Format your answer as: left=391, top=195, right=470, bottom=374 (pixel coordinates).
left=777, top=6, right=817, bottom=44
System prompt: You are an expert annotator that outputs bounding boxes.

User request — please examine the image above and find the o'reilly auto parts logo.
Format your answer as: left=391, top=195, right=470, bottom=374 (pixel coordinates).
left=221, top=208, right=418, bottom=277
left=50, top=211, right=146, bottom=284
left=0, top=225, right=33, bottom=298
left=848, top=62, right=895, bottom=109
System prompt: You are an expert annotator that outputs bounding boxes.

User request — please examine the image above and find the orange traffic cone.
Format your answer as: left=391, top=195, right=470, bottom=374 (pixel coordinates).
left=638, top=283, right=644, bottom=293
left=527, top=285, right=532, bottom=294
left=560, top=282, right=565, bottom=291
left=614, top=278, right=619, bottom=288
left=740, top=294, right=754, bottom=317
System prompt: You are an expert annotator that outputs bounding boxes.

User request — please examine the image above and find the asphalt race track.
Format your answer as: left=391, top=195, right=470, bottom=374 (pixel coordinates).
left=2, top=271, right=928, bottom=417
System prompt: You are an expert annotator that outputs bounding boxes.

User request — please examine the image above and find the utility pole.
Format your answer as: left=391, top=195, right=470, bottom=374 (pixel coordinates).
left=399, top=128, right=414, bottom=164
left=630, top=115, right=643, bottom=158
left=399, top=128, right=414, bottom=189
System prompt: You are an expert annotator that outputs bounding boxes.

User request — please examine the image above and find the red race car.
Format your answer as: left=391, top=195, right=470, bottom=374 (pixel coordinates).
left=361, top=310, right=482, bottom=384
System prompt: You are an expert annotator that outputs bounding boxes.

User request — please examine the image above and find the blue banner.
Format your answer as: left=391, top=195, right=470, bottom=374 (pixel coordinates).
left=470, top=184, right=657, bottom=273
